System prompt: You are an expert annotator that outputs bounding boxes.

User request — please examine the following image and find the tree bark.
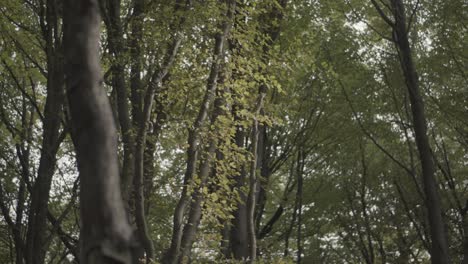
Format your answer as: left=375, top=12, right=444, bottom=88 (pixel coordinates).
left=63, top=0, right=133, bottom=263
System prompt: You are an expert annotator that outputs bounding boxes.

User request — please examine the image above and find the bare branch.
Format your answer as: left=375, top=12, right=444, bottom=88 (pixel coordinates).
left=406, top=0, right=420, bottom=34
left=370, top=0, right=395, bottom=27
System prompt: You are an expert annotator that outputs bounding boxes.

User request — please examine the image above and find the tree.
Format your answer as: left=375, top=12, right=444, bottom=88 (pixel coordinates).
left=0, top=0, right=465, bottom=263
left=370, top=0, right=450, bottom=262
left=63, top=0, right=133, bottom=263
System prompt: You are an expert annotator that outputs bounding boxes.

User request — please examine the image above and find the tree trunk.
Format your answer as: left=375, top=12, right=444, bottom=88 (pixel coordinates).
left=63, top=0, right=133, bottom=263
left=462, top=205, right=468, bottom=264
left=229, top=125, right=249, bottom=260
left=247, top=87, right=266, bottom=262
left=101, top=0, right=136, bottom=211
left=178, top=139, right=217, bottom=263
left=389, top=0, right=450, bottom=263
left=284, top=161, right=298, bottom=258
left=359, top=145, right=375, bottom=264
left=247, top=124, right=259, bottom=263
left=296, top=149, right=304, bottom=264
left=25, top=1, right=64, bottom=262
left=254, top=125, right=270, bottom=234
left=129, top=0, right=144, bottom=126
left=163, top=2, right=234, bottom=262
left=180, top=67, right=232, bottom=261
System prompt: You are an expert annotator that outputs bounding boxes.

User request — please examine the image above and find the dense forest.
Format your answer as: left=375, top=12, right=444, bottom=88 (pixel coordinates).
left=0, top=0, right=466, bottom=263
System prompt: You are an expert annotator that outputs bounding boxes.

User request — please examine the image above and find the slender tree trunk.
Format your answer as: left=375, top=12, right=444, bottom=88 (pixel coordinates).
left=254, top=125, right=270, bottom=233
left=132, top=3, right=184, bottom=262
left=250, top=3, right=287, bottom=256
left=25, top=1, right=64, bottom=262
left=258, top=166, right=295, bottom=240
left=389, top=0, right=450, bottom=263
left=101, top=0, right=136, bottom=210
left=12, top=103, right=31, bottom=264
left=129, top=0, right=144, bottom=125
left=359, top=145, right=375, bottom=264
left=143, top=123, right=160, bottom=216
left=284, top=161, right=298, bottom=258
left=0, top=178, right=26, bottom=264
left=295, top=149, right=304, bottom=264
left=25, top=67, right=63, bottom=264
left=134, top=136, right=155, bottom=262
left=178, top=140, right=217, bottom=263
left=163, top=2, right=233, bottom=262
left=63, top=0, right=133, bottom=263
left=179, top=71, right=231, bottom=262
left=143, top=81, right=169, bottom=216
left=163, top=127, right=201, bottom=263
left=247, top=124, right=259, bottom=263
left=128, top=0, right=150, bottom=257
left=247, top=87, right=266, bottom=262
left=15, top=149, right=27, bottom=264
left=462, top=205, right=468, bottom=264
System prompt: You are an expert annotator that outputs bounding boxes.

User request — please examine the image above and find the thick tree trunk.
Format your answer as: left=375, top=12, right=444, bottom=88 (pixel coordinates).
left=389, top=1, right=450, bottom=263
left=229, top=126, right=250, bottom=260
left=63, top=0, right=133, bottom=263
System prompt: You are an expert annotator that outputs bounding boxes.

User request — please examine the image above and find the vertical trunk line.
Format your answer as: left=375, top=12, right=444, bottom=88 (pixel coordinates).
left=103, top=0, right=135, bottom=212
left=296, top=149, right=304, bottom=264
left=247, top=90, right=266, bottom=262
left=390, top=1, right=450, bottom=263
left=25, top=2, right=64, bottom=261
left=164, top=1, right=234, bottom=262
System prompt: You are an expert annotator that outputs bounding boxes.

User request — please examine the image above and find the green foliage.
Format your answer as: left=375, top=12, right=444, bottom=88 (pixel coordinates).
left=0, top=0, right=466, bottom=263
